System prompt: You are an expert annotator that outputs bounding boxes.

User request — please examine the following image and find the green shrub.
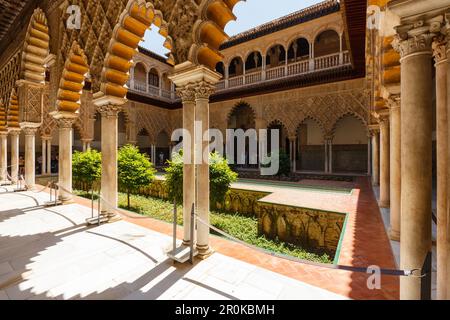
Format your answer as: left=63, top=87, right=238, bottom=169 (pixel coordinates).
left=164, top=150, right=238, bottom=207
left=72, top=149, right=102, bottom=191
left=118, top=144, right=156, bottom=208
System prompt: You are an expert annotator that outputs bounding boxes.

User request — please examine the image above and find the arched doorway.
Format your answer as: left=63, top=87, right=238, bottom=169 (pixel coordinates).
left=332, top=115, right=368, bottom=173
left=296, top=119, right=324, bottom=172
left=156, top=130, right=169, bottom=167
left=133, top=62, right=147, bottom=92
left=288, top=38, right=310, bottom=62
left=314, top=30, right=341, bottom=57
left=137, top=128, right=151, bottom=157
left=227, top=102, right=256, bottom=168
left=267, top=120, right=289, bottom=156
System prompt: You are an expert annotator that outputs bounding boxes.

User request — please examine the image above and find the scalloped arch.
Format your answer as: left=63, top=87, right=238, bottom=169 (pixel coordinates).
left=6, top=89, right=19, bottom=130
left=56, top=42, right=89, bottom=113
left=21, top=8, right=49, bottom=83
left=100, top=0, right=174, bottom=99
left=0, top=99, right=6, bottom=132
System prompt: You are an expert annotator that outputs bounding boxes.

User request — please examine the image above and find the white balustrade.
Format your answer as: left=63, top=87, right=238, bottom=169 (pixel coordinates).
left=129, top=51, right=351, bottom=99
left=148, top=85, right=160, bottom=96
left=287, top=60, right=309, bottom=76
left=245, top=70, right=262, bottom=85
left=134, top=81, right=147, bottom=92
left=314, top=52, right=341, bottom=71
left=229, top=75, right=244, bottom=88
left=266, top=65, right=285, bottom=80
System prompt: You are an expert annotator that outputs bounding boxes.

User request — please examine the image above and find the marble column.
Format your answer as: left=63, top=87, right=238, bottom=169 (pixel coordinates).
left=41, top=137, right=47, bottom=175
left=379, top=115, right=390, bottom=208
left=22, top=127, right=38, bottom=188
left=393, top=28, right=434, bottom=300
left=371, top=129, right=380, bottom=186
left=194, top=81, right=216, bottom=259
left=388, top=97, right=401, bottom=241
left=0, top=132, right=7, bottom=182
left=178, top=85, right=196, bottom=245
left=98, top=105, right=121, bottom=219
left=9, top=130, right=20, bottom=183
left=434, top=38, right=448, bottom=300
left=46, top=139, right=51, bottom=174
left=53, top=113, right=77, bottom=203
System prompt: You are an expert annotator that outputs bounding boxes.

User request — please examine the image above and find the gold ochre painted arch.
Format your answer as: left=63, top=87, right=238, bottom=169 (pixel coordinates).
left=56, top=42, right=89, bottom=113
left=21, top=8, right=50, bottom=84
left=0, top=99, right=6, bottom=133
left=6, top=89, right=19, bottom=130
left=100, top=0, right=174, bottom=99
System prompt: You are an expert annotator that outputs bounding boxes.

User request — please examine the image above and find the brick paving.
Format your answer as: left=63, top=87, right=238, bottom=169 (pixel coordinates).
left=68, top=176, right=399, bottom=300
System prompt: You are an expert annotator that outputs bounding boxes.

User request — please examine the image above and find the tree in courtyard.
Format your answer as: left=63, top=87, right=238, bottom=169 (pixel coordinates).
left=164, top=150, right=238, bottom=207
left=72, top=149, right=102, bottom=192
left=118, top=144, right=156, bottom=208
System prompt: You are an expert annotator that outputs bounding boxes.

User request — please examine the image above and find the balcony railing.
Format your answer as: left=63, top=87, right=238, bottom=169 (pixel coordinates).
left=128, top=81, right=176, bottom=102
left=216, top=50, right=351, bottom=92
left=128, top=50, right=351, bottom=102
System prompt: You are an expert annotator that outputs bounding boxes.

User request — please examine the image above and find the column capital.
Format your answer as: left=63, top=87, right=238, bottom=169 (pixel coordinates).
left=386, top=94, right=401, bottom=111
left=8, top=129, right=20, bottom=136
left=194, top=80, right=216, bottom=100
left=97, top=104, right=122, bottom=118
left=176, top=84, right=196, bottom=103
left=51, top=111, right=78, bottom=129
left=0, top=131, right=7, bottom=138
left=22, top=127, right=38, bottom=136
left=432, top=35, right=447, bottom=65
left=40, top=135, right=51, bottom=141
left=392, top=22, right=437, bottom=59
left=368, top=125, right=380, bottom=136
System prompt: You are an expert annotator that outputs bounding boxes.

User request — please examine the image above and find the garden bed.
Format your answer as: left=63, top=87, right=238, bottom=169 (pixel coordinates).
left=74, top=190, right=332, bottom=263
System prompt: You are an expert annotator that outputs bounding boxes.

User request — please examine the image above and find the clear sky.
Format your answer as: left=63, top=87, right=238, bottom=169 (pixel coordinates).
left=141, top=0, right=323, bottom=56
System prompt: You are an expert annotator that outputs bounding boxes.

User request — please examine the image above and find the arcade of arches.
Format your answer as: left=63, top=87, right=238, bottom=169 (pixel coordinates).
left=0, top=0, right=450, bottom=300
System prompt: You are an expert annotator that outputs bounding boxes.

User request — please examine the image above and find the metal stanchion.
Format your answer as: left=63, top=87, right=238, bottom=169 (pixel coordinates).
left=172, top=199, right=177, bottom=253
left=189, top=203, right=195, bottom=264
left=97, top=194, right=101, bottom=226
left=420, top=251, right=432, bottom=300
left=167, top=201, right=197, bottom=264
left=91, top=189, right=94, bottom=219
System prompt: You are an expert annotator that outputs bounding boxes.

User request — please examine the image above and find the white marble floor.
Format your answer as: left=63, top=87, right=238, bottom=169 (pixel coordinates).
left=0, top=187, right=346, bottom=300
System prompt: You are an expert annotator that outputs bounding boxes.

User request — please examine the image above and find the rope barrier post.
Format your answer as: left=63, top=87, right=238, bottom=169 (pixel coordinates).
left=54, top=183, right=58, bottom=206
left=420, top=251, right=432, bottom=300
left=189, top=203, right=195, bottom=264
left=172, top=198, right=177, bottom=254
left=91, top=188, right=94, bottom=219
left=97, top=191, right=101, bottom=226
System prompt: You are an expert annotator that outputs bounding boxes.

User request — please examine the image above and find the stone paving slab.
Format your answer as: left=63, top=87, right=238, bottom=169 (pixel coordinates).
left=0, top=187, right=346, bottom=300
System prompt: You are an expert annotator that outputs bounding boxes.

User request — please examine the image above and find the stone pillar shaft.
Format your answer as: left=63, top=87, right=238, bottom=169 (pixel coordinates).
left=23, top=127, right=37, bottom=188
left=99, top=105, right=121, bottom=215
left=47, top=139, right=51, bottom=174
left=0, top=133, right=7, bottom=181
left=394, top=30, right=434, bottom=300
left=371, top=131, right=380, bottom=185
left=379, top=117, right=390, bottom=208
left=41, top=138, right=47, bottom=175
left=389, top=101, right=401, bottom=241
left=179, top=87, right=196, bottom=244
left=194, top=81, right=215, bottom=259
left=434, top=39, right=448, bottom=299
left=9, top=131, right=19, bottom=183
left=54, top=115, right=77, bottom=203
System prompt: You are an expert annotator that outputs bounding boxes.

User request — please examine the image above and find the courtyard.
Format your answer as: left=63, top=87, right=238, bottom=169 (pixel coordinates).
left=0, top=0, right=448, bottom=302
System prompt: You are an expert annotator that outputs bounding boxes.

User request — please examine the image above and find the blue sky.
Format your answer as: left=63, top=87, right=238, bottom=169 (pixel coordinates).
left=141, top=0, right=322, bottom=56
